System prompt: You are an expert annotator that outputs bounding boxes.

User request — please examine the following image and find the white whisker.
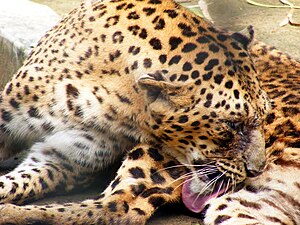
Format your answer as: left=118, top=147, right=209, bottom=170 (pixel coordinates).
left=224, top=178, right=231, bottom=194
left=200, top=171, right=227, bottom=195
left=215, top=179, right=224, bottom=197
left=167, top=171, right=196, bottom=188
left=173, top=175, right=195, bottom=191
left=181, top=161, right=216, bottom=168
left=231, top=174, right=236, bottom=194
left=192, top=171, right=227, bottom=207
left=196, top=168, right=218, bottom=175
left=172, top=169, right=220, bottom=191
left=157, top=161, right=216, bottom=173
left=167, top=167, right=220, bottom=187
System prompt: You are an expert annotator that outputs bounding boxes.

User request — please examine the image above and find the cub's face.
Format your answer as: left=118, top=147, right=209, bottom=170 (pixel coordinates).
left=138, top=30, right=270, bottom=213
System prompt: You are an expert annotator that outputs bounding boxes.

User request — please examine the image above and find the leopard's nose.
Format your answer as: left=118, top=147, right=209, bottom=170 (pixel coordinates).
left=245, top=159, right=266, bottom=177
left=245, top=167, right=264, bottom=177
left=244, top=129, right=266, bottom=178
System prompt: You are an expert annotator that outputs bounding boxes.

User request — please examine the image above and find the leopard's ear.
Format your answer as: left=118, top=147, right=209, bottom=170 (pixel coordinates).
left=231, top=25, right=254, bottom=49
left=137, top=71, right=175, bottom=104
left=138, top=71, right=194, bottom=108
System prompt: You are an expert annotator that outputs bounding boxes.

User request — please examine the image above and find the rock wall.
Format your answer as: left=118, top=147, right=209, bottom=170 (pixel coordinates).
left=0, top=0, right=60, bottom=89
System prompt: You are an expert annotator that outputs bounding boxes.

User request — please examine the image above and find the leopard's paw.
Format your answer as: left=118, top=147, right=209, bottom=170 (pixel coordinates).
left=0, top=200, right=148, bottom=225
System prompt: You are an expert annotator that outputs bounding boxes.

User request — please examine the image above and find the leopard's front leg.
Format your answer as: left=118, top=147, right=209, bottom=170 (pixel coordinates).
left=0, top=129, right=115, bottom=205
left=0, top=144, right=187, bottom=225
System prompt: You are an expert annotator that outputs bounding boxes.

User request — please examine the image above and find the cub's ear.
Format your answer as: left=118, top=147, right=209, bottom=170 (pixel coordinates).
left=231, top=25, right=254, bottom=49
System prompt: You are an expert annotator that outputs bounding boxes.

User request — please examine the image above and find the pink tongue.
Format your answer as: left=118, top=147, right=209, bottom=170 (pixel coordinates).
left=182, top=180, right=225, bottom=213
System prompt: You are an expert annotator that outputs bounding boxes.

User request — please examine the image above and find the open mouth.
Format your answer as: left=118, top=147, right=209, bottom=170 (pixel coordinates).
left=181, top=171, right=231, bottom=213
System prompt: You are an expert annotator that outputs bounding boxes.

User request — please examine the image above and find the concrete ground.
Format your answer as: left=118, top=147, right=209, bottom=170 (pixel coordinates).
left=206, top=0, right=300, bottom=60
left=5, top=0, right=300, bottom=224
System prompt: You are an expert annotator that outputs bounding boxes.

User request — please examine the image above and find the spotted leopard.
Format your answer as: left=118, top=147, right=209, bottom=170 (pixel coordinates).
left=0, top=0, right=298, bottom=224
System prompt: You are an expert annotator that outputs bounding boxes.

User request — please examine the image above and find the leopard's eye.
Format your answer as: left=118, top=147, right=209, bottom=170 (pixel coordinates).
left=218, top=131, right=234, bottom=148
left=226, top=121, right=245, bottom=135
left=226, top=121, right=239, bottom=130
left=252, top=114, right=261, bottom=127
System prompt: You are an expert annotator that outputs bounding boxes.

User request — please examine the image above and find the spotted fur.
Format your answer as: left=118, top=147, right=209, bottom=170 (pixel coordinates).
left=202, top=42, right=300, bottom=225
left=0, top=0, right=298, bottom=224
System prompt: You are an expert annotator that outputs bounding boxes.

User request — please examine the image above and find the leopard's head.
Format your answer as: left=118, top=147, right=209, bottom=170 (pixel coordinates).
left=138, top=26, right=270, bottom=212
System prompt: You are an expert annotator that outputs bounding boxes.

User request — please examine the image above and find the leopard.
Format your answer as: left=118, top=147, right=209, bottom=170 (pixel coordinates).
left=0, top=0, right=298, bottom=224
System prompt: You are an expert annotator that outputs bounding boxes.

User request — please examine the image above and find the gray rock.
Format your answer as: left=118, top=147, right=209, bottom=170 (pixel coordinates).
left=0, top=0, right=61, bottom=89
